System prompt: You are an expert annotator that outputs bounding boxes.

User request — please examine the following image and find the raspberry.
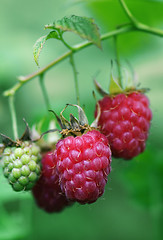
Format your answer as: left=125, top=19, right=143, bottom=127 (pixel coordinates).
left=2, top=141, right=41, bottom=191
left=32, top=152, right=72, bottom=213
left=95, top=92, right=152, bottom=159
left=54, top=130, right=111, bottom=204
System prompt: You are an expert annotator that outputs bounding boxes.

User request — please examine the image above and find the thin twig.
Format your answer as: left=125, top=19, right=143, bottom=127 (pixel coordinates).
left=114, top=35, right=122, bottom=87
left=39, top=73, right=51, bottom=110
left=70, top=53, right=80, bottom=106
left=9, top=95, right=18, bottom=140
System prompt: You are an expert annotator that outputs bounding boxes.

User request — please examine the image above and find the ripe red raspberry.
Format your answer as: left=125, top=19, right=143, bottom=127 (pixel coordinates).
left=32, top=152, right=72, bottom=213
left=54, top=130, right=111, bottom=204
left=95, top=92, right=152, bottom=159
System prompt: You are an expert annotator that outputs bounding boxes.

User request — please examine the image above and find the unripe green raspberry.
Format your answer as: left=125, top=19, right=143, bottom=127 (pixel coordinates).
left=2, top=141, right=42, bottom=192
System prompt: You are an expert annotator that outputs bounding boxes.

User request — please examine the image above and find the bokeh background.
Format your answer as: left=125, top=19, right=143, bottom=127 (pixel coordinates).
left=0, top=0, right=163, bottom=239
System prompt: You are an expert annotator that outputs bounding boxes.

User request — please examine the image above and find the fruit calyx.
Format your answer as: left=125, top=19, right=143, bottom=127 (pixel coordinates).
left=50, top=104, right=100, bottom=138
left=94, top=61, right=149, bottom=97
left=0, top=119, right=32, bottom=150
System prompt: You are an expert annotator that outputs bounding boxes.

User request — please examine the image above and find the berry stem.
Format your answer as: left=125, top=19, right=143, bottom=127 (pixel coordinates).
left=59, top=31, right=74, bottom=51
left=114, top=35, right=122, bottom=87
left=70, top=53, right=80, bottom=106
left=39, top=73, right=51, bottom=110
left=119, top=0, right=163, bottom=36
left=119, top=0, right=138, bottom=26
left=9, top=95, right=18, bottom=140
left=59, top=31, right=80, bottom=105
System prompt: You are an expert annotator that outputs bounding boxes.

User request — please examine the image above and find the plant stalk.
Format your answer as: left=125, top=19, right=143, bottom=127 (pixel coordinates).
left=70, top=53, right=80, bottom=106
left=39, top=74, right=51, bottom=110
left=114, top=35, right=122, bottom=87
left=9, top=95, right=18, bottom=140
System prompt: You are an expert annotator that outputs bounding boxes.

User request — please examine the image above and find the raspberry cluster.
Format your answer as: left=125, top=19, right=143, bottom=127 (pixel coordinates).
left=2, top=141, right=41, bottom=191
left=96, top=92, right=152, bottom=159
left=0, top=90, right=152, bottom=213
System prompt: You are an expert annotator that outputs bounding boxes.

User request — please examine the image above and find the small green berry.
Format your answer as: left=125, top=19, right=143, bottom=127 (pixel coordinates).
left=8, top=163, right=14, bottom=171
left=2, top=141, right=41, bottom=192
left=10, top=154, right=16, bottom=162
left=14, top=160, right=22, bottom=168
left=14, top=148, right=23, bottom=158
left=8, top=173, right=17, bottom=183
left=12, top=168, right=21, bottom=179
left=21, top=154, right=30, bottom=164
left=31, top=155, right=38, bottom=162
left=3, top=147, right=11, bottom=155
left=3, top=168, right=10, bottom=178
left=31, top=145, right=40, bottom=156
left=23, top=147, right=31, bottom=155
left=18, top=176, right=29, bottom=186
left=28, top=160, right=37, bottom=171
left=35, top=165, right=41, bottom=175
left=25, top=182, right=35, bottom=191
left=21, top=165, right=30, bottom=176
left=28, top=172, right=38, bottom=182
left=2, top=156, right=10, bottom=168
left=13, top=182, right=24, bottom=192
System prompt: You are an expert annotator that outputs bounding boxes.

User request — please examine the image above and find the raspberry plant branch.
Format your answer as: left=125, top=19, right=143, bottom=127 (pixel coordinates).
left=9, top=95, right=18, bottom=140
left=3, top=0, right=163, bottom=98
left=39, top=73, right=51, bottom=110
left=3, top=25, right=134, bottom=97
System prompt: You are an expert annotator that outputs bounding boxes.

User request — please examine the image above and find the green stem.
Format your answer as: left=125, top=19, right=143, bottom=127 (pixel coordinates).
left=39, top=73, right=51, bottom=110
left=119, top=0, right=163, bottom=37
left=137, top=22, right=163, bottom=36
left=3, top=51, right=72, bottom=97
left=9, top=95, right=18, bottom=140
left=70, top=53, right=80, bottom=106
left=59, top=32, right=74, bottom=51
left=74, top=24, right=134, bottom=51
left=114, top=35, right=122, bottom=87
left=59, top=32, right=80, bottom=105
left=119, top=0, right=138, bottom=26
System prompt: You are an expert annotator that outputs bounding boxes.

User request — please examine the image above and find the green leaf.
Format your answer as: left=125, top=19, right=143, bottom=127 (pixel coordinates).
left=109, top=74, right=123, bottom=95
left=33, top=31, right=60, bottom=66
left=45, top=15, right=101, bottom=48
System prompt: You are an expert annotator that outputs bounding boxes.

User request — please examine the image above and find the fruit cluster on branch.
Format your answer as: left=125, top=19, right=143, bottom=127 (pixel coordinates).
left=0, top=0, right=155, bottom=213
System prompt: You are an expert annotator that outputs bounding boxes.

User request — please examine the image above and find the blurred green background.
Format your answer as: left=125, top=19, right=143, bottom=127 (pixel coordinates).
left=0, top=0, right=163, bottom=239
